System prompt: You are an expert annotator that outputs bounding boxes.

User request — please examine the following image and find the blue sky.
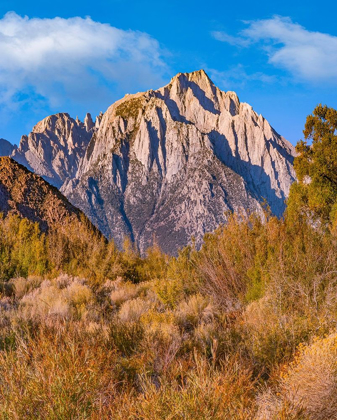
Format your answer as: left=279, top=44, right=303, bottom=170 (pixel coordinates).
left=0, top=0, right=336, bottom=145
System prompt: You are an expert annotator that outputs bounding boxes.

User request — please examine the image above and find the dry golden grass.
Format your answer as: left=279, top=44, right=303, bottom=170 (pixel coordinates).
left=255, top=334, right=337, bottom=419
left=105, top=356, right=256, bottom=420
left=0, top=324, right=118, bottom=419
left=281, top=334, right=337, bottom=419
left=2, top=208, right=337, bottom=418
left=17, top=276, right=94, bottom=322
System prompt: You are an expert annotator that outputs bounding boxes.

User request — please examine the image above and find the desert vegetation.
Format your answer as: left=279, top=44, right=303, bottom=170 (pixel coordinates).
left=1, top=106, right=337, bottom=419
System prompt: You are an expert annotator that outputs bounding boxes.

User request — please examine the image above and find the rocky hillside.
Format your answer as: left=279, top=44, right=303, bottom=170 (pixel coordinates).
left=11, top=113, right=98, bottom=188
left=61, top=70, right=295, bottom=254
left=0, top=157, right=99, bottom=235
left=0, top=138, right=16, bottom=156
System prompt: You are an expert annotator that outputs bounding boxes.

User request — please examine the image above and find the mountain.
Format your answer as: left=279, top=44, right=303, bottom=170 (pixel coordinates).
left=0, top=157, right=98, bottom=235
left=60, top=70, right=296, bottom=254
left=0, top=138, right=16, bottom=156
left=11, top=112, right=98, bottom=188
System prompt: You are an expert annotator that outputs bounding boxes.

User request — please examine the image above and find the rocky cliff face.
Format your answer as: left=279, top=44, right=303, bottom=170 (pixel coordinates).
left=61, top=70, right=296, bottom=254
left=11, top=113, right=97, bottom=188
left=0, top=157, right=99, bottom=235
left=0, top=138, right=16, bottom=157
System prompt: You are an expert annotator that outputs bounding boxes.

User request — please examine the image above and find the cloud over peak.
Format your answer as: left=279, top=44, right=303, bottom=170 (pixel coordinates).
left=0, top=12, right=168, bottom=108
left=213, top=16, right=337, bottom=85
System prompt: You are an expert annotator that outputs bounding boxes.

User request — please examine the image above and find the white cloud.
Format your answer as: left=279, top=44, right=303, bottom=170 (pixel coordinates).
left=211, top=31, right=250, bottom=47
left=0, top=12, right=168, bottom=109
left=212, top=16, right=337, bottom=84
left=208, top=65, right=277, bottom=89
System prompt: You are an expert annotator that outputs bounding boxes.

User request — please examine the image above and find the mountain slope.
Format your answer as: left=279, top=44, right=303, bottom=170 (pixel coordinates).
left=62, top=70, right=296, bottom=254
left=11, top=113, right=97, bottom=188
left=0, top=157, right=99, bottom=235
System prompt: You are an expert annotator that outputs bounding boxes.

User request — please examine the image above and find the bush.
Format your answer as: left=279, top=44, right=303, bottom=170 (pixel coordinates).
left=9, top=276, right=43, bottom=299
left=175, top=294, right=215, bottom=330
left=256, top=334, right=337, bottom=419
left=110, top=280, right=139, bottom=307
left=18, top=276, right=96, bottom=322
left=0, top=325, right=118, bottom=419
left=280, top=334, right=337, bottom=419
left=119, top=297, right=153, bottom=323
left=120, top=356, right=256, bottom=420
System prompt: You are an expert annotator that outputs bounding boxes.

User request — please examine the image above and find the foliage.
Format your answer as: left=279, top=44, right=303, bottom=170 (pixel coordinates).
left=1, top=206, right=337, bottom=417
left=288, top=104, right=337, bottom=224
left=115, top=96, right=144, bottom=119
left=256, top=334, right=337, bottom=419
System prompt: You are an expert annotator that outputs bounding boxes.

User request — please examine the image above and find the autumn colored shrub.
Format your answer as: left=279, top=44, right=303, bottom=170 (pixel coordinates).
left=256, top=334, right=337, bottom=420
left=0, top=325, right=119, bottom=420
left=112, top=356, right=256, bottom=420
left=195, top=213, right=268, bottom=309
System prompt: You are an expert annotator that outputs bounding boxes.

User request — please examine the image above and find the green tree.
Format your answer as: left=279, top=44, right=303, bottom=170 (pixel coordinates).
left=287, top=104, right=337, bottom=225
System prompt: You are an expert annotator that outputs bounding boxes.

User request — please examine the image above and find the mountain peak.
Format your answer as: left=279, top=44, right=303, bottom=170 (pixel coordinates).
left=172, top=69, right=210, bottom=82
left=170, top=69, right=215, bottom=92
left=32, top=113, right=72, bottom=134
left=84, top=113, right=94, bottom=131
left=9, top=71, right=296, bottom=255
left=12, top=112, right=95, bottom=188
left=63, top=70, right=296, bottom=254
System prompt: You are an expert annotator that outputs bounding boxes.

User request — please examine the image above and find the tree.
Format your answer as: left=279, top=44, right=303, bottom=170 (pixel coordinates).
left=287, top=105, right=337, bottom=225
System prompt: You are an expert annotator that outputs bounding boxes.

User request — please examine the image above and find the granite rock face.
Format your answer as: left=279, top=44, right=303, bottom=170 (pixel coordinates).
left=61, top=70, right=296, bottom=254
left=11, top=113, right=95, bottom=188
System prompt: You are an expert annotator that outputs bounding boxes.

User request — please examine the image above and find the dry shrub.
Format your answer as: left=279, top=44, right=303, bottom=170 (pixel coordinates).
left=9, top=276, right=43, bottom=299
left=64, top=281, right=94, bottom=317
left=242, top=294, right=292, bottom=369
left=142, top=320, right=182, bottom=374
left=254, top=390, right=302, bottom=420
left=19, top=276, right=95, bottom=322
left=112, top=356, right=256, bottom=420
left=119, top=297, right=153, bottom=322
left=0, top=325, right=119, bottom=419
left=55, top=273, right=74, bottom=288
left=175, top=294, right=216, bottom=330
left=242, top=289, right=321, bottom=373
left=20, top=280, right=70, bottom=320
left=110, top=281, right=139, bottom=307
left=256, top=333, right=337, bottom=419
left=196, top=214, right=262, bottom=310
left=282, top=333, right=337, bottom=419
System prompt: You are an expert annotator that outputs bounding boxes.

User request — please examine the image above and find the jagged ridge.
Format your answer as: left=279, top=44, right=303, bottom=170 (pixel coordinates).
left=11, top=112, right=101, bottom=188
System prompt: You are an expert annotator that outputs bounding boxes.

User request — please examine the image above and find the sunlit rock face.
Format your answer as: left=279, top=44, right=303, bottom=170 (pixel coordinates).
left=61, top=70, right=296, bottom=254
left=11, top=113, right=96, bottom=188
